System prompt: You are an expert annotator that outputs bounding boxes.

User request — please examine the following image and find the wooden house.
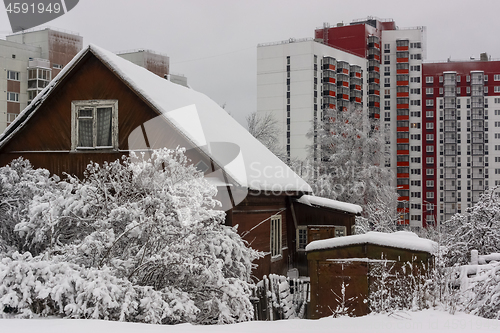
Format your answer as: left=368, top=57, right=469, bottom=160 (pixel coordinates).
left=0, top=44, right=360, bottom=280
left=306, top=231, right=437, bottom=318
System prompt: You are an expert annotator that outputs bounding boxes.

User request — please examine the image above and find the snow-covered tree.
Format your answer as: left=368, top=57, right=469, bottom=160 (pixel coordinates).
left=305, top=105, right=398, bottom=231
left=442, top=186, right=500, bottom=266
left=8, top=148, right=261, bottom=324
left=0, top=158, right=59, bottom=254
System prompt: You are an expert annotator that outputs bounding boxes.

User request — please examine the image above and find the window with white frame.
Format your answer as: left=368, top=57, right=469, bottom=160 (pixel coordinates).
left=494, top=74, right=500, bottom=81
left=7, top=70, right=20, bottom=81
left=426, top=180, right=434, bottom=187
left=426, top=145, right=434, bottom=152
left=296, top=226, right=307, bottom=250
left=426, top=168, right=434, bottom=175
left=426, top=157, right=434, bottom=164
left=426, top=110, right=434, bottom=117
left=335, top=226, right=346, bottom=237
left=426, top=76, right=434, bottom=83
left=495, top=86, right=500, bottom=93
left=7, top=92, right=19, bottom=102
left=426, top=122, right=434, bottom=129
left=270, top=215, right=282, bottom=258
left=71, top=100, right=118, bottom=150
left=426, top=88, right=434, bottom=95
left=426, top=134, right=434, bottom=141
left=427, top=192, right=435, bottom=199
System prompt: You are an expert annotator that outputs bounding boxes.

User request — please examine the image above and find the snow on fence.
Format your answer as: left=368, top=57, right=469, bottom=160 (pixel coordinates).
left=450, top=251, right=500, bottom=319
left=252, top=274, right=310, bottom=321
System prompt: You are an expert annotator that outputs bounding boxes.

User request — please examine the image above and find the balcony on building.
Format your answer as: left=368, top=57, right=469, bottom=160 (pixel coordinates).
left=323, top=56, right=337, bottom=71
left=367, top=35, right=380, bottom=50
left=396, top=51, right=409, bottom=63
left=336, top=61, right=349, bottom=75
left=368, top=71, right=380, bottom=84
left=396, top=39, right=409, bottom=51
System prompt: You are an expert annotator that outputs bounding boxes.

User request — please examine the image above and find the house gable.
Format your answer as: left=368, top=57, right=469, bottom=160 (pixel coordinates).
left=0, top=51, right=199, bottom=177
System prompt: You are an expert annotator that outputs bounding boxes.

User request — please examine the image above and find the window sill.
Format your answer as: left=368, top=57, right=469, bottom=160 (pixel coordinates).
left=271, top=254, right=283, bottom=262
left=72, top=147, right=119, bottom=153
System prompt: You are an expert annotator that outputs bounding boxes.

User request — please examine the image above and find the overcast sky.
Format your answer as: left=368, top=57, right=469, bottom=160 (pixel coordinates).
left=2, top=0, right=500, bottom=126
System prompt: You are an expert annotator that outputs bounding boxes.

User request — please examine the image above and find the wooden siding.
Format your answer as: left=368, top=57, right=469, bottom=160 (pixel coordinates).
left=233, top=193, right=290, bottom=279
left=308, top=243, right=433, bottom=318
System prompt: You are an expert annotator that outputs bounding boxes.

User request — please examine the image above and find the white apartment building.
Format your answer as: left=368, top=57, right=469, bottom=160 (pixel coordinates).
left=257, top=38, right=367, bottom=161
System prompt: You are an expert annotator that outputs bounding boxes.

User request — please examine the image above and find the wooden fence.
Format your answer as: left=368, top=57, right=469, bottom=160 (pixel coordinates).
left=251, top=274, right=310, bottom=321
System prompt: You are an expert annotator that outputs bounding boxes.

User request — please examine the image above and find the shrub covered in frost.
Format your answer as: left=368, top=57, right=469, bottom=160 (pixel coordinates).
left=1, top=149, right=261, bottom=324
left=0, top=252, right=196, bottom=323
left=0, top=158, right=59, bottom=254
left=442, top=186, right=500, bottom=266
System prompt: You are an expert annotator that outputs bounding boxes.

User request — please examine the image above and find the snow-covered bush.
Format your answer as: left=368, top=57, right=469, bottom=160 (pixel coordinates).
left=442, top=186, right=500, bottom=266
left=4, top=148, right=261, bottom=324
left=0, top=158, right=59, bottom=254
left=368, top=259, right=431, bottom=313
left=0, top=252, right=196, bottom=323
left=465, top=262, right=500, bottom=319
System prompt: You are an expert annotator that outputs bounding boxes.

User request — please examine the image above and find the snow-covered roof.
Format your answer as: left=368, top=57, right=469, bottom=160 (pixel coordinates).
left=0, top=45, right=312, bottom=194
left=295, top=195, right=362, bottom=214
left=305, top=231, right=438, bottom=254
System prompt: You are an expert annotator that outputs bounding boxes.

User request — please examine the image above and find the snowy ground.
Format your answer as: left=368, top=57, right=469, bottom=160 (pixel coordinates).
left=2, top=310, right=499, bottom=333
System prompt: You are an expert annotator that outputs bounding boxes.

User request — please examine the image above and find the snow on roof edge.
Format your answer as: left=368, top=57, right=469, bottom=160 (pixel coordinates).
left=296, top=195, right=362, bottom=214
left=306, top=231, right=438, bottom=254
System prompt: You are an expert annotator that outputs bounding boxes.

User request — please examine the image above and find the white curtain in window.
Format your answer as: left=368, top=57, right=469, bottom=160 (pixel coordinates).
left=78, top=118, right=93, bottom=147
left=96, top=107, right=112, bottom=146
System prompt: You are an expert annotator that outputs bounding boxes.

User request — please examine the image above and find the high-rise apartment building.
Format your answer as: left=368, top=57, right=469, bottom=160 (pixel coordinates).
left=422, top=59, right=500, bottom=226
left=257, top=38, right=367, bottom=161
left=257, top=17, right=426, bottom=227
left=1, top=28, right=83, bottom=132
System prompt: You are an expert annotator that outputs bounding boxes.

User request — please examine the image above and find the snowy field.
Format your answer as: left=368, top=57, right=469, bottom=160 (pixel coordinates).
left=2, top=310, right=500, bottom=333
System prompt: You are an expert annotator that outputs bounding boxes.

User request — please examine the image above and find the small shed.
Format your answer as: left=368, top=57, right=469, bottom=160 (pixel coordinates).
left=306, top=231, right=437, bottom=318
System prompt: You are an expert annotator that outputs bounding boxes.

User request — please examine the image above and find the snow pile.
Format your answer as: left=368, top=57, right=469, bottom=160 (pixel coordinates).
left=296, top=195, right=362, bottom=214
left=2, top=309, right=500, bottom=333
left=306, top=231, right=438, bottom=254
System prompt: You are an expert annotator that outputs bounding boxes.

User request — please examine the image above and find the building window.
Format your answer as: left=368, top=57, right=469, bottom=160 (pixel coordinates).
left=6, top=92, right=19, bottom=102
left=427, top=168, right=434, bottom=175
left=296, top=226, right=307, bottom=250
left=7, top=70, right=20, bottom=81
left=426, top=110, right=434, bottom=117
left=426, top=157, right=434, bottom=164
left=426, top=88, right=434, bottom=95
left=71, top=100, right=118, bottom=151
left=7, top=113, right=18, bottom=122
left=426, top=145, right=434, bottom=152
left=426, top=76, right=434, bottom=83
left=270, top=215, right=282, bottom=258
left=426, top=134, right=434, bottom=141
left=426, top=122, right=434, bottom=129
left=335, top=226, right=346, bottom=237
left=427, top=192, right=435, bottom=199
left=495, top=86, right=500, bottom=93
